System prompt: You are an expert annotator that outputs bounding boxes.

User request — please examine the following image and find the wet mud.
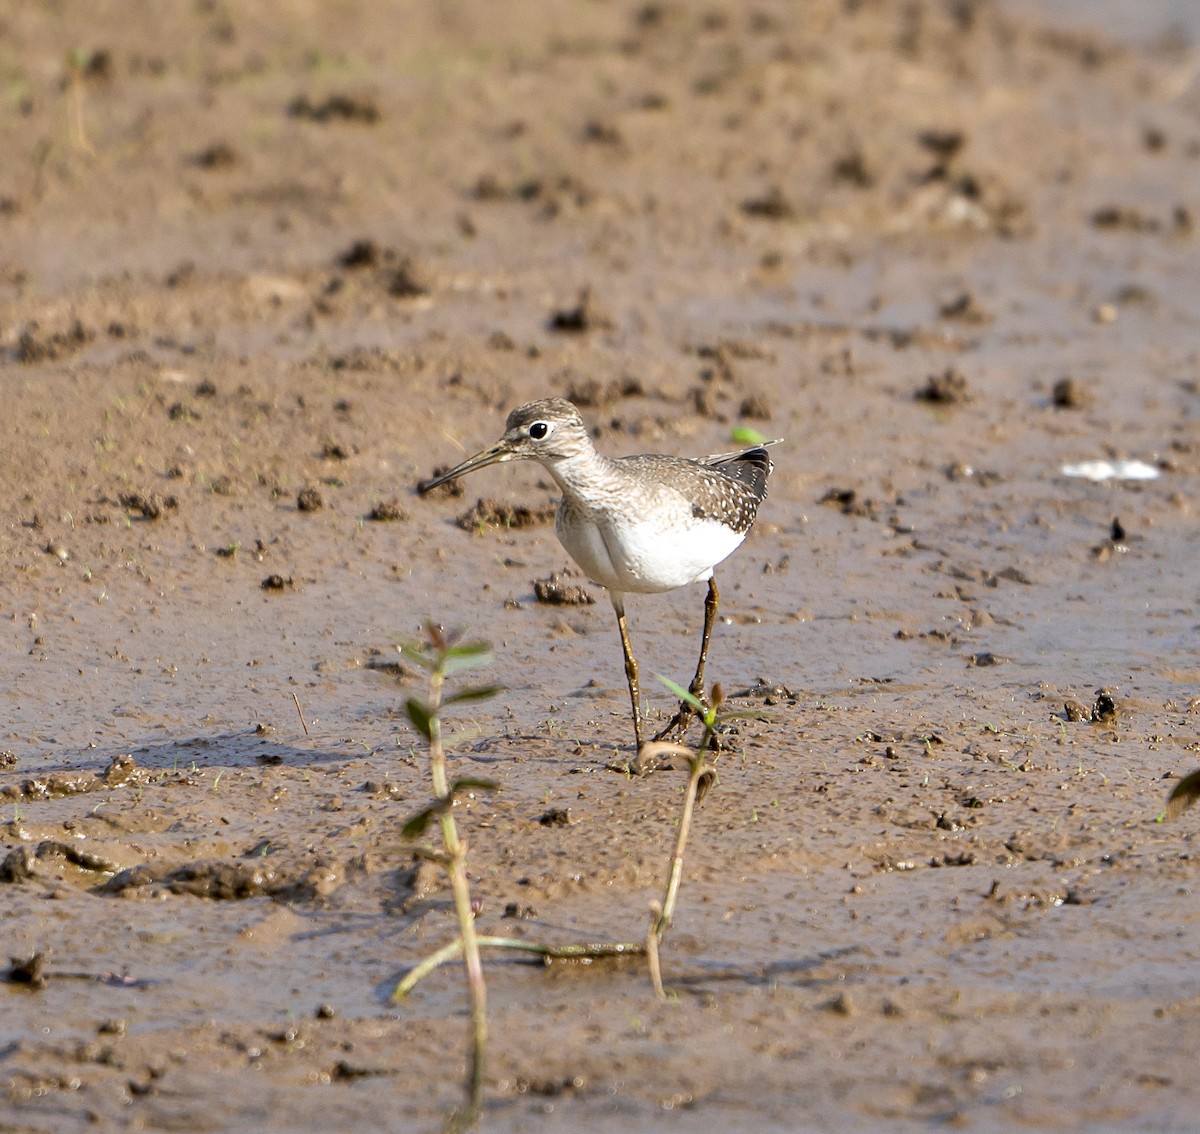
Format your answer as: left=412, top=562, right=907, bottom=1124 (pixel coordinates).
left=2, top=2, right=1199, bottom=1131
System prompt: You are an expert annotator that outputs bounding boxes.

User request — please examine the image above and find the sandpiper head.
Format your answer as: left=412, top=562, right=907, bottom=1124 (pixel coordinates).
left=424, top=398, right=590, bottom=487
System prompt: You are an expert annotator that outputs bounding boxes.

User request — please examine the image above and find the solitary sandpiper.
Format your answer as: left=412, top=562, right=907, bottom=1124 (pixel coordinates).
left=425, top=398, right=775, bottom=751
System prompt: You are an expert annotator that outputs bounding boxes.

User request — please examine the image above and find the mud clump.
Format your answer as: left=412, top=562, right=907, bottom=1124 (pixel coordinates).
left=387, top=255, right=436, bottom=298
left=563, top=374, right=645, bottom=407
left=819, top=487, right=880, bottom=520
left=548, top=288, right=611, bottom=333
left=260, top=574, right=294, bottom=591
left=738, top=393, right=772, bottom=420
left=337, top=238, right=382, bottom=269
left=103, top=859, right=339, bottom=902
left=287, top=93, right=380, bottom=124
left=0, top=754, right=137, bottom=803
left=17, top=319, right=94, bottom=363
left=1, top=840, right=124, bottom=882
left=533, top=573, right=595, bottom=606
left=916, top=368, right=971, bottom=404
left=296, top=486, right=324, bottom=512
left=456, top=498, right=556, bottom=531
left=967, top=651, right=1008, bottom=667
left=366, top=498, right=408, bottom=522
left=417, top=470, right=466, bottom=500
left=118, top=492, right=179, bottom=520
left=1091, top=689, right=1118, bottom=723
left=4, top=953, right=47, bottom=990
left=1052, top=377, right=1092, bottom=409
left=741, top=186, right=795, bottom=220
left=938, top=291, right=991, bottom=323
left=1063, top=699, right=1090, bottom=722
left=191, top=142, right=237, bottom=169
left=1091, top=205, right=1160, bottom=232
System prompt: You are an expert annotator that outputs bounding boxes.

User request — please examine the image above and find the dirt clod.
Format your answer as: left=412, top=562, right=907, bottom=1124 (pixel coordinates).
left=1063, top=699, right=1090, bottom=722
left=417, top=469, right=466, bottom=499
left=118, top=493, right=178, bottom=520
left=1052, top=377, right=1091, bottom=408
left=741, top=187, right=795, bottom=220
left=296, top=487, right=324, bottom=512
left=338, top=239, right=381, bottom=268
left=938, top=292, right=991, bottom=323
left=366, top=499, right=408, bottom=522
left=533, top=573, right=594, bottom=606
left=915, top=368, right=970, bottom=404
left=738, top=394, right=772, bottom=420
left=457, top=498, right=556, bottom=531
left=192, top=142, right=237, bottom=169
left=5, top=953, right=47, bottom=990
left=387, top=256, right=435, bottom=298
left=548, top=288, right=610, bottom=333
left=287, top=93, right=380, bottom=124
left=1091, top=690, right=1118, bottom=723
left=17, top=319, right=93, bottom=363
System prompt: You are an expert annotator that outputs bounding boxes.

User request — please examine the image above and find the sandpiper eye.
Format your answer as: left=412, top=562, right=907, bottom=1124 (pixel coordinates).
left=528, top=421, right=551, bottom=440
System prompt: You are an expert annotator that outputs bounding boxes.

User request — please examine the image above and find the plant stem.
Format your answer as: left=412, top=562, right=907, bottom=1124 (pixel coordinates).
left=654, top=752, right=707, bottom=941
left=393, top=936, right=644, bottom=999
left=646, top=905, right=666, bottom=999
left=647, top=718, right=717, bottom=996
left=442, top=811, right=487, bottom=1130
left=428, top=662, right=487, bottom=1130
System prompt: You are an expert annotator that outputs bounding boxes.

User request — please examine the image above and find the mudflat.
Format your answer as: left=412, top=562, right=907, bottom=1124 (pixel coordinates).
left=2, top=3, right=1198, bottom=1131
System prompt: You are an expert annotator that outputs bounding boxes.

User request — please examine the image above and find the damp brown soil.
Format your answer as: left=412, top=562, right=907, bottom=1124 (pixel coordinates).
left=3, top=3, right=1200, bottom=1132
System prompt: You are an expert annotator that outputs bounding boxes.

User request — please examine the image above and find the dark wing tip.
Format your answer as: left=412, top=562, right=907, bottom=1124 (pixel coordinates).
left=720, top=447, right=773, bottom=500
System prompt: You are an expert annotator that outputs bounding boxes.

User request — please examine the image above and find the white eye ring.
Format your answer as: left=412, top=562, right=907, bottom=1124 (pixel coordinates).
left=528, top=420, right=553, bottom=441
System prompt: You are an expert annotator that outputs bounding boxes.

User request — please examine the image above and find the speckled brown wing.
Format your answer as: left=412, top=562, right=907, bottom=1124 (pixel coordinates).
left=616, top=447, right=773, bottom=536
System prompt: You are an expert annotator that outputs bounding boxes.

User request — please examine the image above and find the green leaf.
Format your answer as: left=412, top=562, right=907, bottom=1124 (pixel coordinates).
left=444, top=684, right=500, bottom=705
left=449, top=777, right=499, bottom=795
left=397, top=642, right=436, bottom=670
left=731, top=425, right=767, bottom=446
left=401, top=805, right=440, bottom=838
left=1165, top=768, right=1200, bottom=822
left=654, top=673, right=705, bottom=713
left=445, top=640, right=491, bottom=659
left=405, top=698, right=434, bottom=740
left=444, top=654, right=493, bottom=675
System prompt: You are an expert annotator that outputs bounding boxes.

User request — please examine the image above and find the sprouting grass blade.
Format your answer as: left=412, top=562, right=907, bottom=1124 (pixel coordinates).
left=653, top=673, right=705, bottom=713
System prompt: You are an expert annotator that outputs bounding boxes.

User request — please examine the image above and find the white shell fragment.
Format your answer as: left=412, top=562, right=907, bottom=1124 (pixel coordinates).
left=1060, top=459, right=1160, bottom=482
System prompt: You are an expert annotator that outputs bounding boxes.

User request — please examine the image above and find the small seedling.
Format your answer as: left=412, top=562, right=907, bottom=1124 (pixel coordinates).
left=639, top=676, right=757, bottom=999
left=397, top=623, right=498, bottom=1134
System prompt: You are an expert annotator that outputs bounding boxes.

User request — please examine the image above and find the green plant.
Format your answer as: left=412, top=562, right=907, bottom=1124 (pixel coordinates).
left=1160, top=768, right=1200, bottom=823
left=638, top=677, right=743, bottom=999
left=392, top=649, right=762, bottom=1046
left=392, top=623, right=646, bottom=988
left=398, top=623, right=499, bottom=1133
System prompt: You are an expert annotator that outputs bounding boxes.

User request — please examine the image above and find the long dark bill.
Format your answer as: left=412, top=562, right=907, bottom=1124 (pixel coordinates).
left=423, top=442, right=514, bottom=489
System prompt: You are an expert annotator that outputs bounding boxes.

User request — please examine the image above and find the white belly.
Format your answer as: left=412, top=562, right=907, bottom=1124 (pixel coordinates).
left=557, top=508, right=745, bottom=594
